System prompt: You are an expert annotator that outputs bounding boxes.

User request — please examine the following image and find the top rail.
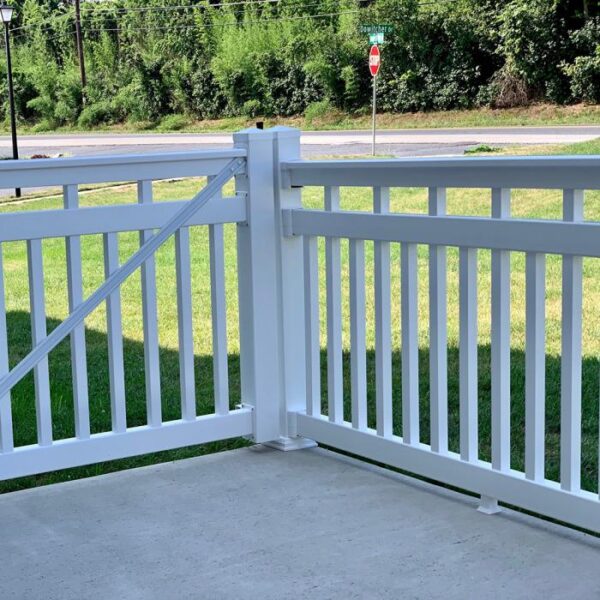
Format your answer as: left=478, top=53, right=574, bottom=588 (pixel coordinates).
left=0, top=149, right=247, bottom=188
left=282, top=155, right=600, bottom=190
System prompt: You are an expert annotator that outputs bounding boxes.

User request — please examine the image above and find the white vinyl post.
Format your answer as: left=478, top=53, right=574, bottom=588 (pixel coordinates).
left=234, top=128, right=283, bottom=444
left=264, top=126, right=316, bottom=450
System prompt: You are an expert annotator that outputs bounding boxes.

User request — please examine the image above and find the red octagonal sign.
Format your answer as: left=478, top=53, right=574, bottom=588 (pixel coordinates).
left=369, top=45, right=381, bottom=77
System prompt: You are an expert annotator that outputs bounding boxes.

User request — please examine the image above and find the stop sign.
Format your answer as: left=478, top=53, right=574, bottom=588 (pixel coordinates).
left=369, top=45, right=381, bottom=77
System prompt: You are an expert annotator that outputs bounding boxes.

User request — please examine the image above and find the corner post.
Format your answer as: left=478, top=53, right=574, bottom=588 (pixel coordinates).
left=264, top=127, right=316, bottom=450
left=233, top=128, right=282, bottom=443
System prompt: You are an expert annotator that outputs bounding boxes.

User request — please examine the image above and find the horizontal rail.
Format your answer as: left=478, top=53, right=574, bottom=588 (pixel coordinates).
left=282, top=156, right=600, bottom=189
left=296, top=413, right=600, bottom=533
left=0, top=195, right=246, bottom=242
left=0, top=149, right=246, bottom=188
left=0, top=157, right=246, bottom=400
left=0, top=409, right=253, bottom=480
left=285, top=209, right=600, bottom=257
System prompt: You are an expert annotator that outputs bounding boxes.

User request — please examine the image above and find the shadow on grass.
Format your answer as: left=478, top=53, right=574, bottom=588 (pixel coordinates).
left=2, top=310, right=599, bottom=496
left=331, top=342, right=599, bottom=495
left=2, top=311, right=248, bottom=494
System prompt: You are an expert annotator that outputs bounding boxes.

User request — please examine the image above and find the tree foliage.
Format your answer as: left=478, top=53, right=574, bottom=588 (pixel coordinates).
left=2, top=0, right=600, bottom=127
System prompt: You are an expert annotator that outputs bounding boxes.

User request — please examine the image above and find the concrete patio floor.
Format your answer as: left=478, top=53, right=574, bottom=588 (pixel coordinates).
left=1, top=446, right=599, bottom=600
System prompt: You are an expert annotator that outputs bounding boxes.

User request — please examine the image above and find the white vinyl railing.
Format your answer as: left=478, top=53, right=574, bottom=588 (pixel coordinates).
left=0, top=128, right=598, bottom=534
left=281, top=152, right=600, bottom=533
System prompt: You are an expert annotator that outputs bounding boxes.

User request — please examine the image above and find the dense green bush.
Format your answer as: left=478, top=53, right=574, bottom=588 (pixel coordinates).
left=562, top=17, right=600, bottom=102
left=2, top=0, right=600, bottom=128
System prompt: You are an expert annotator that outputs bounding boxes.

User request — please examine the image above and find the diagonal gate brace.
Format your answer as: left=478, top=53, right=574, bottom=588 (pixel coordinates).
left=0, top=157, right=246, bottom=401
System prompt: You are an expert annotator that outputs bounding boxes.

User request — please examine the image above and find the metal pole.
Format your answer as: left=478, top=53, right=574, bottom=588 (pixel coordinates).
left=74, top=0, right=86, bottom=92
left=372, top=74, right=377, bottom=156
left=4, top=21, right=20, bottom=198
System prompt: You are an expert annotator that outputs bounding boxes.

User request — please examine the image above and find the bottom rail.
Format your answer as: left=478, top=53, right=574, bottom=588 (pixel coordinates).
left=0, top=408, right=253, bottom=481
left=295, top=412, right=600, bottom=533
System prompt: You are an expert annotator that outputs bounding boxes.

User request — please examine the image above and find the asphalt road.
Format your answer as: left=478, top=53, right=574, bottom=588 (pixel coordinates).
left=1, top=125, right=599, bottom=159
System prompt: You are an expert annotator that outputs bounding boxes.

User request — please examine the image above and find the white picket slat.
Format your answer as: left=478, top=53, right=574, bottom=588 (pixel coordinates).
left=401, top=242, right=419, bottom=445
left=103, top=232, right=127, bottom=433
left=0, top=245, right=13, bottom=453
left=491, top=188, right=511, bottom=472
left=208, top=176, right=229, bottom=416
left=138, top=180, right=162, bottom=428
left=210, top=222, right=229, bottom=416
left=175, top=226, right=196, bottom=421
left=561, top=189, right=583, bottom=492
left=27, top=239, right=52, bottom=446
left=63, top=185, right=90, bottom=440
left=325, top=186, right=343, bottom=423
left=428, top=187, right=447, bottom=454
left=304, top=236, right=321, bottom=417
left=373, top=187, right=392, bottom=437
left=525, top=252, right=546, bottom=482
left=459, top=247, right=478, bottom=462
left=349, top=239, right=367, bottom=430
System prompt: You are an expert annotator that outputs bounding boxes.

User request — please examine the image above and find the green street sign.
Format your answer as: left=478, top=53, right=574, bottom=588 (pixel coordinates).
left=369, top=32, right=384, bottom=44
left=360, top=24, right=394, bottom=34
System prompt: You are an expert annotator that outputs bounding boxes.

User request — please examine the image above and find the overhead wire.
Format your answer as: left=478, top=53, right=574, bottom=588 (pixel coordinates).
left=8, top=0, right=458, bottom=41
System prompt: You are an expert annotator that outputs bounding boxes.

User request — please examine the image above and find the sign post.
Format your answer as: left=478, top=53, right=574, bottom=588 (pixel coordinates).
left=369, top=44, right=381, bottom=156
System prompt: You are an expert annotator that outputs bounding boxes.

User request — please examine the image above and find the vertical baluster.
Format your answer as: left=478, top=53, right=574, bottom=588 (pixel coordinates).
left=459, top=247, right=478, bottom=462
left=27, top=239, right=52, bottom=446
left=525, top=252, right=546, bottom=482
left=103, top=232, right=126, bottom=433
left=349, top=238, right=367, bottom=430
left=138, top=180, right=162, bottom=427
left=428, top=187, right=447, bottom=453
left=304, top=236, right=321, bottom=417
left=561, top=189, right=583, bottom=492
left=63, top=185, right=90, bottom=440
left=325, top=186, right=343, bottom=423
left=491, top=188, right=511, bottom=472
left=209, top=178, right=229, bottom=416
left=0, top=245, right=13, bottom=453
left=175, top=225, right=196, bottom=421
left=374, top=187, right=392, bottom=437
left=401, top=242, right=419, bottom=445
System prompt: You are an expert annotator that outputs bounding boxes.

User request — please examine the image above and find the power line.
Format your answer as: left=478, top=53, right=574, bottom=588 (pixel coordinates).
left=10, top=0, right=358, bottom=34
left=81, top=0, right=283, bottom=13
left=9, top=0, right=457, bottom=40
left=83, top=9, right=364, bottom=33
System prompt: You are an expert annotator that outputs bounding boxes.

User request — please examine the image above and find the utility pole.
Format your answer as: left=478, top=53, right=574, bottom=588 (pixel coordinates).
left=74, top=0, right=86, bottom=93
left=2, top=8, right=21, bottom=198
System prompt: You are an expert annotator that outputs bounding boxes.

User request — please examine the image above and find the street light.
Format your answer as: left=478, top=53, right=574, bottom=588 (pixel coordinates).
left=1, top=3, right=20, bottom=198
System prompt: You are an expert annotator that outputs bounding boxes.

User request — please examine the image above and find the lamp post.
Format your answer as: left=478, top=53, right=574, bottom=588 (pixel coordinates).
left=1, top=4, right=20, bottom=198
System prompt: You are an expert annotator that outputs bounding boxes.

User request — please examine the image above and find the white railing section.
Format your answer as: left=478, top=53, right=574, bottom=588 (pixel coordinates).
left=0, top=130, right=598, bottom=535
left=281, top=155, right=600, bottom=533
left=0, top=148, right=260, bottom=480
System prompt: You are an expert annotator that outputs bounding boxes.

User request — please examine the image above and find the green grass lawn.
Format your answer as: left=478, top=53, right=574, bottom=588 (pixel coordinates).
left=1, top=142, right=599, bottom=500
